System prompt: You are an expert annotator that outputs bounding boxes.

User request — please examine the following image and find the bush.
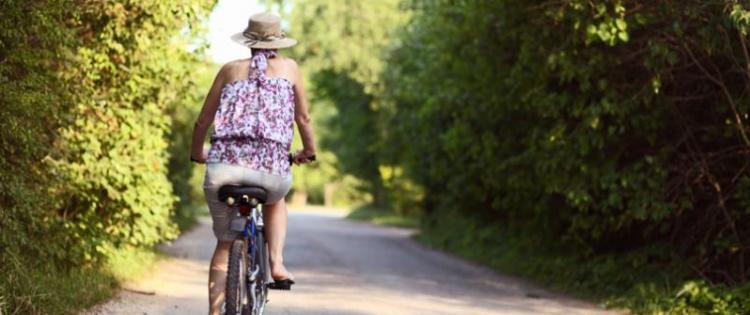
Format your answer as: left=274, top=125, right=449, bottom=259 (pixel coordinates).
left=382, top=0, right=750, bottom=312
left=0, top=1, right=214, bottom=313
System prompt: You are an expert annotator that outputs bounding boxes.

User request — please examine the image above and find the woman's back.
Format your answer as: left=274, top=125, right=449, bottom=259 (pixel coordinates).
left=221, top=53, right=295, bottom=84
left=206, top=50, right=296, bottom=176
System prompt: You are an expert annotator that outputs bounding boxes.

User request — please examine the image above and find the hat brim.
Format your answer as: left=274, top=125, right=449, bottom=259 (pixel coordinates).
left=230, top=32, right=297, bottom=49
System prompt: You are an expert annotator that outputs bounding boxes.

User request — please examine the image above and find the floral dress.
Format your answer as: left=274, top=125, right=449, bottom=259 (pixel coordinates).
left=206, top=49, right=295, bottom=177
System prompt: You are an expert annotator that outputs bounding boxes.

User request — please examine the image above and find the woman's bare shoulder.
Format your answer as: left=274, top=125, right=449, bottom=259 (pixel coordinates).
left=220, top=59, right=249, bottom=74
left=214, top=59, right=250, bottom=83
left=275, top=56, right=298, bottom=70
left=224, top=58, right=250, bottom=67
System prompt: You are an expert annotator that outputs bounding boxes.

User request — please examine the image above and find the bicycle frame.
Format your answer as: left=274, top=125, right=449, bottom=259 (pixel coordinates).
left=245, top=206, right=262, bottom=308
left=240, top=204, right=270, bottom=314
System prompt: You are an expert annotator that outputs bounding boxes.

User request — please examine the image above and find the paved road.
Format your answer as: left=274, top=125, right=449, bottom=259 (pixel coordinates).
left=85, top=209, right=621, bottom=315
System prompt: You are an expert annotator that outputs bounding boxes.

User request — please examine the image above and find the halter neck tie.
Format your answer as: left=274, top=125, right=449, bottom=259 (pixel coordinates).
left=250, top=49, right=278, bottom=85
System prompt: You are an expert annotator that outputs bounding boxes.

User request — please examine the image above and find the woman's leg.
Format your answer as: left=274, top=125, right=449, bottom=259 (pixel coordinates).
left=264, top=199, right=293, bottom=280
left=208, top=240, right=233, bottom=315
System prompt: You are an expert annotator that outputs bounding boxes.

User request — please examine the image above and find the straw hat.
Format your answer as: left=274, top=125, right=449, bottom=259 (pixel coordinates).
left=230, top=12, right=297, bottom=49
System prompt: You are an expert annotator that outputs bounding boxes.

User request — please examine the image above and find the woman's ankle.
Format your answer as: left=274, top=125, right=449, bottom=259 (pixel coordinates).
left=270, top=256, right=284, bottom=266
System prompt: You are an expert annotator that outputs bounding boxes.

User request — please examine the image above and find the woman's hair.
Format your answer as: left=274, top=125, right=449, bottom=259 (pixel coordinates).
left=252, top=48, right=278, bottom=55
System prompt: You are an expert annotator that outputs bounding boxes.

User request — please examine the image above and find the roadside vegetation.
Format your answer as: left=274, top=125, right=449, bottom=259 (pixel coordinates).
left=346, top=206, right=419, bottom=228
left=280, top=1, right=750, bottom=314
left=4, top=0, right=750, bottom=314
left=0, top=1, right=215, bottom=313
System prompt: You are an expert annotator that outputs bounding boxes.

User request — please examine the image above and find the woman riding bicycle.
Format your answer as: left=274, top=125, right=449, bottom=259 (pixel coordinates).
left=190, top=12, right=315, bottom=315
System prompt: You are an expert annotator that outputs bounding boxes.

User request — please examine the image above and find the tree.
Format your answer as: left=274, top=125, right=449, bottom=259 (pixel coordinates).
left=383, top=0, right=750, bottom=286
left=282, top=0, right=409, bottom=205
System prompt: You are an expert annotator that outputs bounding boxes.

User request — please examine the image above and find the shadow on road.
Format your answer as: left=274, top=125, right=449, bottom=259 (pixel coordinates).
left=85, top=210, right=619, bottom=315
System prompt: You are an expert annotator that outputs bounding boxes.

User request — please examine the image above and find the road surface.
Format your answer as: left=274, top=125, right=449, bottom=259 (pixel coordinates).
left=84, top=208, right=621, bottom=315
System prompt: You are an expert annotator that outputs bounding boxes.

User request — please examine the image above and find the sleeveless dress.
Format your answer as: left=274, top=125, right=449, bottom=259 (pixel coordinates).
left=206, top=49, right=295, bottom=177
left=203, top=49, right=295, bottom=241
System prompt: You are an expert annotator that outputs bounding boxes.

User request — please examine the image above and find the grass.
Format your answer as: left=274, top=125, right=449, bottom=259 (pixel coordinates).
left=347, top=205, right=750, bottom=314
left=0, top=246, right=161, bottom=315
left=420, top=231, right=750, bottom=314
left=415, top=209, right=750, bottom=315
left=345, top=205, right=420, bottom=228
left=105, top=246, right=165, bottom=283
left=1, top=258, right=117, bottom=315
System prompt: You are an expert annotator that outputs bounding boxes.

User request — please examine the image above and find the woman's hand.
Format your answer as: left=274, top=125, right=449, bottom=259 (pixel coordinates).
left=292, top=149, right=316, bottom=165
left=191, top=151, right=208, bottom=164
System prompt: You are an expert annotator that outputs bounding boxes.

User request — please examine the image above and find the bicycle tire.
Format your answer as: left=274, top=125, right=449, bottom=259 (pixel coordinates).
left=259, top=231, right=271, bottom=287
left=226, top=239, right=249, bottom=315
left=251, top=232, right=268, bottom=313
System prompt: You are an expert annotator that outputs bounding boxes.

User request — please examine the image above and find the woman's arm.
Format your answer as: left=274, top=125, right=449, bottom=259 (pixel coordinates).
left=190, top=66, right=227, bottom=162
left=289, top=59, right=316, bottom=162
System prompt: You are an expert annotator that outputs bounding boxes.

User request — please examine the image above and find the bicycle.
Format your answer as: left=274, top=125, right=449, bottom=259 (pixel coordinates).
left=219, top=153, right=315, bottom=315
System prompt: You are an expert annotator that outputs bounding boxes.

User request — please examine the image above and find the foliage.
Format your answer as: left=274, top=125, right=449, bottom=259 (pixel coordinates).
left=285, top=0, right=408, bottom=91
left=279, top=0, right=750, bottom=310
left=311, top=70, right=382, bottom=198
left=0, top=2, right=82, bottom=311
left=0, top=244, right=161, bottom=315
left=0, top=0, right=70, bottom=268
left=376, top=0, right=750, bottom=312
left=346, top=205, right=419, bottom=228
left=0, top=0, right=214, bottom=313
left=419, top=209, right=750, bottom=315
left=1, top=250, right=118, bottom=315
left=280, top=0, right=411, bottom=206
left=167, top=61, right=219, bottom=230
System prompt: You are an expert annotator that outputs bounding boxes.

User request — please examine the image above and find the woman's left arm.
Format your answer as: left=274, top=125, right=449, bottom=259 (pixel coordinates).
left=191, top=66, right=227, bottom=163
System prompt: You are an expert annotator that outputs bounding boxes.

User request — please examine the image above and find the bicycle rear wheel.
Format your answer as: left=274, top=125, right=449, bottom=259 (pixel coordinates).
left=226, top=239, right=250, bottom=315
left=253, top=232, right=269, bottom=313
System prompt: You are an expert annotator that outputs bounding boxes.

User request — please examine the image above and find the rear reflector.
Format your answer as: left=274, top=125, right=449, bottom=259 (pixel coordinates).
left=239, top=204, right=251, bottom=216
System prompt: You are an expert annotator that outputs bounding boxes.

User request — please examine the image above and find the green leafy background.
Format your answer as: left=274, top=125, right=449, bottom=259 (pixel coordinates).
left=281, top=0, right=750, bottom=314
left=0, top=1, right=215, bottom=313
left=4, top=0, right=750, bottom=314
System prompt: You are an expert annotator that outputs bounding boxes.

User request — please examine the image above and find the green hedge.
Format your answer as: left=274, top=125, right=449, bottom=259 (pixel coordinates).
left=380, top=0, right=750, bottom=312
left=0, top=1, right=214, bottom=313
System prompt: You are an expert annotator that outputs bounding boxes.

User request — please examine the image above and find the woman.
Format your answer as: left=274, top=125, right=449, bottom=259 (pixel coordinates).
left=190, top=12, right=315, bottom=314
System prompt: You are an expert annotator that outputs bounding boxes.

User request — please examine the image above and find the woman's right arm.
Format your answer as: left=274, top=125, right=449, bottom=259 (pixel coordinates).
left=289, top=59, right=316, bottom=163
left=191, top=66, right=227, bottom=163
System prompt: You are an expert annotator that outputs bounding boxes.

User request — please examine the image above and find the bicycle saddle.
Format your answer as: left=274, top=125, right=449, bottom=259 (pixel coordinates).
left=218, top=185, right=268, bottom=205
